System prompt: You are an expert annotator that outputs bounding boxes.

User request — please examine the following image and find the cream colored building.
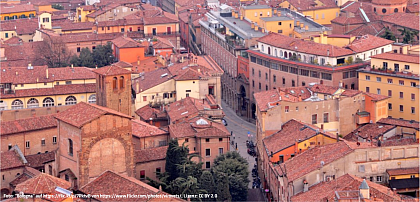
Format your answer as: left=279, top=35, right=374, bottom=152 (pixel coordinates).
left=0, top=65, right=96, bottom=111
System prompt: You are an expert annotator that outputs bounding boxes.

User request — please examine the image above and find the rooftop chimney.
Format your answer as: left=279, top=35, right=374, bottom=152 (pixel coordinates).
left=251, top=21, right=255, bottom=28
left=296, top=21, right=300, bottom=26
left=303, top=180, right=309, bottom=192
left=300, top=23, right=304, bottom=28
left=305, top=25, right=309, bottom=31
left=254, top=24, right=258, bottom=31
left=46, top=68, right=49, bottom=79
left=359, top=179, right=370, bottom=199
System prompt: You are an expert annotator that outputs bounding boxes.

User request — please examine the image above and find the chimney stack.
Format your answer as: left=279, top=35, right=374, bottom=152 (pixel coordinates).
left=251, top=21, right=255, bottom=28
left=46, top=68, right=49, bottom=79
left=254, top=24, right=258, bottom=31
left=305, top=25, right=309, bottom=31
left=359, top=179, right=370, bottom=199
left=296, top=21, right=300, bottom=26
left=303, top=180, right=309, bottom=192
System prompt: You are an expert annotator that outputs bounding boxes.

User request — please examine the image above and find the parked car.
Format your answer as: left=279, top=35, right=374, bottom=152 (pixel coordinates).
left=222, top=119, right=228, bottom=126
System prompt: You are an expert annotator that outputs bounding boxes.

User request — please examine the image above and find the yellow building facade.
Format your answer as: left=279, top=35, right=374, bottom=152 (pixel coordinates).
left=260, top=16, right=294, bottom=36
left=278, top=1, right=339, bottom=25
left=358, top=53, right=419, bottom=121
left=239, top=5, right=272, bottom=26
left=0, top=66, right=96, bottom=111
left=0, top=4, right=36, bottom=20
left=310, top=33, right=356, bottom=47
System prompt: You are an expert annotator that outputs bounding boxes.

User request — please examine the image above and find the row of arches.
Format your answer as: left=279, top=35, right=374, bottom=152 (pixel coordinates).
left=262, top=45, right=320, bottom=64
left=8, top=95, right=96, bottom=110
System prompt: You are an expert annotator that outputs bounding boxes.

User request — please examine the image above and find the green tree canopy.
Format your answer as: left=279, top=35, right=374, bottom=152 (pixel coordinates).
left=399, top=28, right=419, bottom=44
left=70, top=43, right=115, bottom=68
left=381, top=28, right=396, bottom=41
left=165, top=139, right=189, bottom=182
left=199, top=171, right=215, bottom=201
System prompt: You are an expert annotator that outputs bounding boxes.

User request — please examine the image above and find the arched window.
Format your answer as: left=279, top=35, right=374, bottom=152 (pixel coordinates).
left=303, top=55, right=307, bottom=62
left=394, top=8, right=398, bottom=13
left=284, top=51, right=288, bottom=58
left=274, top=49, right=277, bottom=56
left=11, top=99, right=23, bottom=109
left=65, top=96, right=77, bottom=105
left=119, top=76, right=124, bottom=89
left=43, top=97, right=54, bottom=107
left=268, top=47, right=271, bottom=55
left=27, top=98, right=39, bottom=108
left=374, top=7, right=376, bottom=12
left=280, top=50, right=283, bottom=57
left=0, top=100, right=7, bottom=111
left=29, top=14, right=35, bottom=18
left=88, top=94, right=96, bottom=104
left=68, top=139, right=73, bottom=156
left=113, top=77, right=117, bottom=89
left=4, top=16, right=9, bottom=20
left=20, top=14, right=26, bottom=18
left=12, top=15, right=17, bottom=19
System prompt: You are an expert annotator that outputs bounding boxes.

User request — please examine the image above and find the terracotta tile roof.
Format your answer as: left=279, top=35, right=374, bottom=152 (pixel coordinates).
left=86, top=3, right=120, bottom=18
left=10, top=167, right=41, bottom=187
left=310, top=84, right=339, bottom=95
left=257, top=33, right=354, bottom=57
left=54, top=102, right=132, bottom=128
left=364, top=92, right=389, bottom=101
left=0, top=83, right=96, bottom=99
left=291, top=174, right=404, bottom=202
left=51, top=32, right=133, bottom=43
left=406, top=4, right=420, bottom=13
left=0, top=3, right=36, bottom=14
left=169, top=117, right=229, bottom=138
left=0, top=41, right=45, bottom=66
left=135, top=146, right=168, bottom=163
left=331, top=15, right=365, bottom=25
left=143, top=12, right=178, bottom=25
left=1, top=150, right=25, bottom=170
left=97, top=18, right=143, bottom=27
left=92, top=65, right=132, bottom=76
left=381, top=136, right=418, bottom=146
left=254, top=89, right=282, bottom=112
left=135, top=105, right=165, bottom=121
left=25, top=151, right=56, bottom=168
left=53, top=21, right=94, bottom=31
left=381, top=13, right=420, bottom=30
left=345, top=22, right=386, bottom=37
left=15, top=173, right=71, bottom=194
left=80, top=5, right=95, bottom=11
left=346, top=34, right=393, bottom=53
left=340, top=1, right=373, bottom=13
left=263, top=119, right=337, bottom=155
left=387, top=167, right=419, bottom=176
left=113, top=60, right=133, bottom=68
left=112, top=36, right=142, bottom=48
left=282, top=141, right=354, bottom=182
left=0, top=18, right=38, bottom=35
left=1, top=115, right=57, bottom=136
left=153, top=37, right=175, bottom=49
left=174, top=0, right=205, bottom=7
left=80, top=170, right=163, bottom=201
left=371, top=52, right=420, bottom=64
left=167, top=97, right=211, bottom=122
left=132, top=119, right=167, bottom=138
left=378, top=118, right=419, bottom=129
left=340, top=89, right=362, bottom=97
left=133, top=68, right=173, bottom=93
left=0, top=66, right=95, bottom=84
left=287, top=0, right=338, bottom=11
left=344, top=123, right=395, bottom=141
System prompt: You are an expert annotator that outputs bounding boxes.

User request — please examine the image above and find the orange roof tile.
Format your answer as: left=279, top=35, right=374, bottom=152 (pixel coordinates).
left=387, top=167, right=419, bottom=176
left=377, top=118, right=419, bottom=129
left=10, top=167, right=41, bottom=187
left=364, top=92, right=389, bottom=101
left=0, top=83, right=95, bottom=99
left=25, top=151, right=56, bottom=168
left=381, top=13, right=420, bottom=30
left=92, top=65, right=132, bottom=76
left=132, top=119, right=167, bottom=138
left=1, top=114, right=57, bottom=136
left=54, top=102, right=132, bottom=128
left=132, top=68, right=173, bottom=93
left=112, top=36, right=142, bottom=48
left=343, top=123, right=395, bottom=141
left=346, top=35, right=394, bottom=53
left=15, top=173, right=71, bottom=194
left=1, top=150, right=25, bottom=170
left=263, top=119, right=337, bottom=156
left=0, top=3, right=36, bottom=14
left=291, top=174, right=404, bottom=202
left=79, top=170, right=163, bottom=202
left=257, top=33, right=354, bottom=57
left=371, top=52, right=420, bottom=64
left=287, top=0, right=338, bottom=11
left=135, top=146, right=168, bottom=163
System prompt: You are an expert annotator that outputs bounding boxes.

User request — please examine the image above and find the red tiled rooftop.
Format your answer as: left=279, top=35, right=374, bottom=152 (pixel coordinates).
left=112, top=36, right=142, bottom=48
left=79, top=170, right=161, bottom=202
left=381, top=12, right=420, bottom=30
left=310, top=84, right=339, bottom=95
left=15, top=173, right=71, bottom=194
left=346, top=34, right=394, bottom=53
left=371, top=52, right=420, bottom=64
left=54, top=102, right=132, bottom=128
left=92, top=65, right=132, bottom=76
left=364, top=92, right=389, bottom=101
left=0, top=18, right=38, bottom=35
left=1, top=150, right=24, bottom=170
left=0, top=3, right=36, bottom=14
left=132, top=68, right=173, bottom=93
left=257, top=33, right=354, bottom=57
left=287, top=0, right=338, bottom=11
left=25, top=151, right=56, bottom=168
left=0, top=83, right=96, bottom=99
left=344, top=123, right=395, bottom=141
left=291, top=174, right=404, bottom=202
left=169, top=117, right=229, bottom=138
left=263, top=119, right=337, bottom=155
left=387, top=167, right=419, bottom=176
left=1, top=114, right=57, bottom=136
left=10, top=167, right=41, bottom=187
left=167, top=97, right=212, bottom=122
left=132, top=119, right=167, bottom=138
left=135, top=146, right=168, bottom=163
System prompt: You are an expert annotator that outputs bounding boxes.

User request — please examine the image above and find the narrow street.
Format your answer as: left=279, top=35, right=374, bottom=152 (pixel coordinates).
left=221, top=101, right=257, bottom=187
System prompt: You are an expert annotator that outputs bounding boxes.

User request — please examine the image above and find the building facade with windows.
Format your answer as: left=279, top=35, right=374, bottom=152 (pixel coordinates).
left=358, top=52, right=419, bottom=121
left=0, top=65, right=96, bottom=111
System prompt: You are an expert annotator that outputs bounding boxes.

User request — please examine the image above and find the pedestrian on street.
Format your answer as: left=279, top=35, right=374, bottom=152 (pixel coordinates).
left=235, top=143, right=238, bottom=150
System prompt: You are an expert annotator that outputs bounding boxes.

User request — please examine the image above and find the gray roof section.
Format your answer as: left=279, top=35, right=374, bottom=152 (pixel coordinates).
left=359, top=179, right=369, bottom=189
left=260, top=16, right=293, bottom=21
left=242, top=5, right=271, bottom=9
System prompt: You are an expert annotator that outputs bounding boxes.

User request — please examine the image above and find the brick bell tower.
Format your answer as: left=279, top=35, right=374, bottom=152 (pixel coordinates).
left=93, top=65, right=132, bottom=116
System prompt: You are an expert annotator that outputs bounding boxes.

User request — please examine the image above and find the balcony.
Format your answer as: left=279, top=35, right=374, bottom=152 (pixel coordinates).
left=358, top=67, right=420, bottom=80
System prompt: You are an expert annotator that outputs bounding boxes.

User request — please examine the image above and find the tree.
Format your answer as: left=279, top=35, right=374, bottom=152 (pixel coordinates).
left=37, top=37, right=72, bottom=68
left=345, top=56, right=353, bottom=65
left=165, top=139, right=189, bottom=182
left=398, top=28, right=419, bottom=44
left=213, top=172, right=231, bottom=202
left=177, top=155, right=203, bottom=180
left=381, top=28, right=396, bottom=41
left=70, top=43, right=115, bottom=68
left=169, top=176, right=206, bottom=198
left=212, top=152, right=249, bottom=201
left=199, top=171, right=215, bottom=201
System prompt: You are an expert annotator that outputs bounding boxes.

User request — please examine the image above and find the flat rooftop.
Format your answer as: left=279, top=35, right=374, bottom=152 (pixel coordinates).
left=260, top=16, right=293, bottom=21
left=242, top=5, right=271, bottom=9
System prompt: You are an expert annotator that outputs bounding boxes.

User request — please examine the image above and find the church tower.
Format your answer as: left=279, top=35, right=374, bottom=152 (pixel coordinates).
left=93, top=65, right=132, bottom=116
